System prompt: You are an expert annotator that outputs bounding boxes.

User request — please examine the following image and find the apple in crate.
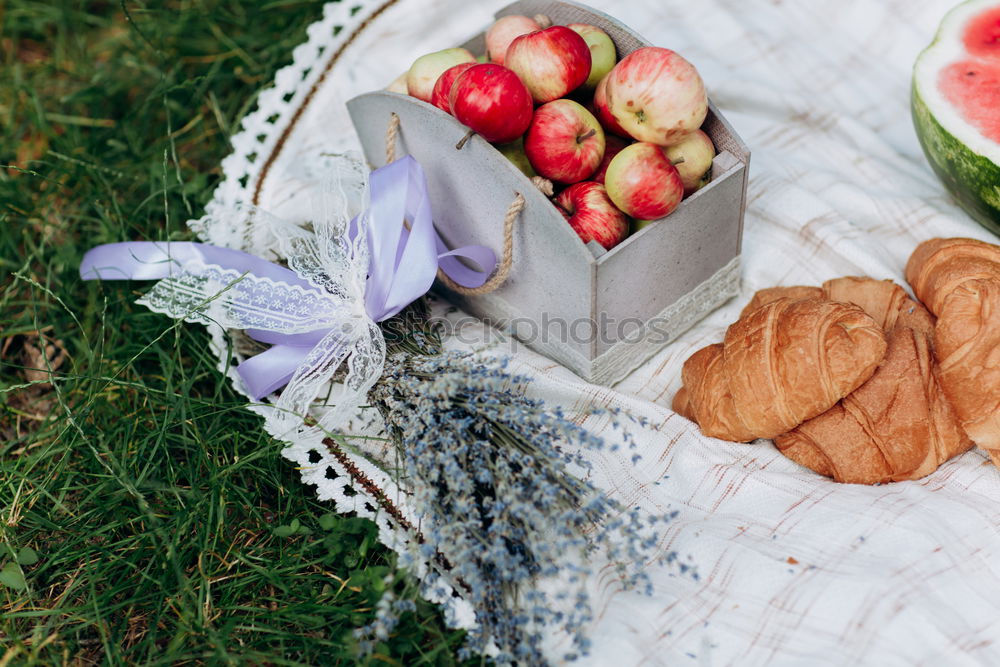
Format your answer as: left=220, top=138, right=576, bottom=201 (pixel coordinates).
left=495, top=137, right=537, bottom=178
left=592, top=134, right=630, bottom=184
left=663, top=129, right=715, bottom=196
left=605, top=142, right=684, bottom=219
left=505, top=26, right=591, bottom=103
left=593, top=73, right=629, bottom=138
left=430, top=62, right=476, bottom=113
left=556, top=181, right=629, bottom=250
left=525, top=99, right=605, bottom=184
left=604, top=47, right=707, bottom=146
left=406, top=48, right=476, bottom=102
left=449, top=64, right=534, bottom=144
left=568, top=23, right=617, bottom=91
left=485, top=14, right=541, bottom=65
left=386, top=71, right=408, bottom=94
left=631, top=218, right=656, bottom=233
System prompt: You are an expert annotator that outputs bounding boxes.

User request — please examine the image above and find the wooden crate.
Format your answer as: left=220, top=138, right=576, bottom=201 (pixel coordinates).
left=348, top=0, right=749, bottom=384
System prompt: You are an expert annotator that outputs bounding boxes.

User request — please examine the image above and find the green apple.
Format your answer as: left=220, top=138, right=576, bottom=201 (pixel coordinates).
left=385, top=71, right=408, bottom=94
left=663, top=129, right=715, bottom=196
left=631, top=218, right=655, bottom=234
left=567, top=23, right=617, bottom=91
left=406, top=48, right=476, bottom=103
left=494, top=137, right=537, bottom=178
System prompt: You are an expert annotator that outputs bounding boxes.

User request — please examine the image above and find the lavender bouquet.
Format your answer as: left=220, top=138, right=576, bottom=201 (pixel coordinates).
left=352, top=301, right=679, bottom=664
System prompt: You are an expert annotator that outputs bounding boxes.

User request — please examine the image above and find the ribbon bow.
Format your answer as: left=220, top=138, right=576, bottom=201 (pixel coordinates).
left=81, top=156, right=495, bottom=440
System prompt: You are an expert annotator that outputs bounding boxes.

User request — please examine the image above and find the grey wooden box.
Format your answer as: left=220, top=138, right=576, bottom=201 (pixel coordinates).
left=347, top=0, right=749, bottom=385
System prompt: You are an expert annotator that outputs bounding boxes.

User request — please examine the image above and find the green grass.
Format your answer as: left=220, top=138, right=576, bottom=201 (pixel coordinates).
left=0, top=1, right=468, bottom=663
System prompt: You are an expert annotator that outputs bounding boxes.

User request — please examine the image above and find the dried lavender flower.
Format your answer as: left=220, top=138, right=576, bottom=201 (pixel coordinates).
left=359, top=349, right=681, bottom=664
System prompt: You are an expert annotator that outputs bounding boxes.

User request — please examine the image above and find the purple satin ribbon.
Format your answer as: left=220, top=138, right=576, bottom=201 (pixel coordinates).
left=80, top=156, right=496, bottom=400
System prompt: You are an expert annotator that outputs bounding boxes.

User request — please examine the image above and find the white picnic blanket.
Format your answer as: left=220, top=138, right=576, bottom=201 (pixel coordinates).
left=198, top=0, right=1000, bottom=664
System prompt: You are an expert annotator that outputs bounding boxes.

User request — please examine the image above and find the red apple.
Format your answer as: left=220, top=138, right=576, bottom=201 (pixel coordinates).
left=505, top=26, right=591, bottom=104
left=591, top=134, right=630, bottom=184
left=604, top=47, right=707, bottom=146
left=449, top=64, right=533, bottom=144
left=663, top=129, right=715, bottom=195
left=406, top=48, right=476, bottom=103
left=593, top=73, right=629, bottom=138
left=604, top=142, right=684, bottom=219
left=567, top=23, right=617, bottom=91
left=430, top=62, right=476, bottom=113
left=485, top=14, right=541, bottom=65
left=556, top=181, right=629, bottom=250
left=524, top=99, right=604, bottom=184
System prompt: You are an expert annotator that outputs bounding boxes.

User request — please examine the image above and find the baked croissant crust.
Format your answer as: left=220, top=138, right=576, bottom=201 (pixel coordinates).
left=673, top=297, right=887, bottom=441
left=770, top=278, right=972, bottom=483
left=906, top=238, right=1000, bottom=466
left=673, top=343, right=756, bottom=442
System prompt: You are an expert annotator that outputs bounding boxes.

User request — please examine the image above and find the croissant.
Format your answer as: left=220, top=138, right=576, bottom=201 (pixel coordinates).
left=905, top=237, right=1000, bottom=313
left=673, top=343, right=756, bottom=442
left=673, top=297, right=887, bottom=441
left=739, top=285, right=824, bottom=318
left=770, top=278, right=972, bottom=483
left=906, top=238, right=1000, bottom=466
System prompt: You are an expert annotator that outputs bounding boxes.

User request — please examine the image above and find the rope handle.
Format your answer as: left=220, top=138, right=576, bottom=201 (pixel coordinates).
left=385, top=111, right=401, bottom=164
left=384, top=112, right=552, bottom=296
left=436, top=193, right=523, bottom=296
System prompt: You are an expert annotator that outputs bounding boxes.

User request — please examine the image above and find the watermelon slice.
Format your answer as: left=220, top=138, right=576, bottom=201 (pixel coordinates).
left=913, top=0, right=1000, bottom=233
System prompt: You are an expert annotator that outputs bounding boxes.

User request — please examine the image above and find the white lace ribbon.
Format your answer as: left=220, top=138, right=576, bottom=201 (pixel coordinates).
left=81, top=154, right=497, bottom=443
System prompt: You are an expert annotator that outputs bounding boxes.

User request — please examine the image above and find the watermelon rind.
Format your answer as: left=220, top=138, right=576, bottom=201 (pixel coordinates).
left=912, top=0, right=1000, bottom=235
